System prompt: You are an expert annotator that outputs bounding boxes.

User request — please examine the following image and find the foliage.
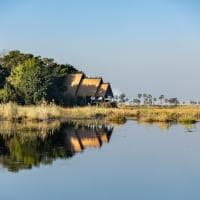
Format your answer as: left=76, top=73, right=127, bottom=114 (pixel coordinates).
left=0, top=102, right=61, bottom=121
left=0, top=50, right=34, bottom=71
left=119, top=93, right=126, bottom=102
left=0, top=50, right=78, bottom=105
left=0, top=82, right=18, bottom=103
left=0, top=65, right=9, bottom=88
left=8, top=58, right=54, bottom=104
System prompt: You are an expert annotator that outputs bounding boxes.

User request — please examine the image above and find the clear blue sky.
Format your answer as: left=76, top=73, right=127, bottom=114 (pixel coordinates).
left=1, top=0, right=200, bottom=100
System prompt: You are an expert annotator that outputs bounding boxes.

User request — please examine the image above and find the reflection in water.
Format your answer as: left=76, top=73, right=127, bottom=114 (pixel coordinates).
left=0, top=120, right=195, bottom=173
left=137, top=121, right=172, bottom=130
left=137, top=121, right=196, bottom=132
left=0, top=122, right=113, bottom=172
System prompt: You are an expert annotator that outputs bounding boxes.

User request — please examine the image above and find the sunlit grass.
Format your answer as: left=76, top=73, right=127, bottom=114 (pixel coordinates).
left=136, top=106, right=200, bottom=123
left=0, top=103, right=199, bottom=124
left=62, top=105, right=200, bottom=124
left=0, top=102, right=61, bottom=121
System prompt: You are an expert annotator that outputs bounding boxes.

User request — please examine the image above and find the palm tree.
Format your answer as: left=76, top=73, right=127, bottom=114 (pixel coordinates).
left=143, top=93, right=148, bottom=105
left=143, top=93, right=147, bottom=98
left=159, top=95, right=164, bottom=105
left=147, top=94, right=152, bottom=105
left=164, top=98, right=169, bottom=105
left=137, top=93, right=142, bottom=99
left=153, top=98, right=157, bottom=105
left=133, top=99, right=141, bottom=106
left=119, top=93, right=126, bottom=103
left=169, top=98, right=179, bottom=105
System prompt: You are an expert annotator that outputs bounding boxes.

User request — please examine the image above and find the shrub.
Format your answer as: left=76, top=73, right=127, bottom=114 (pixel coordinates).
left=0, top=82, right=18, bottom=103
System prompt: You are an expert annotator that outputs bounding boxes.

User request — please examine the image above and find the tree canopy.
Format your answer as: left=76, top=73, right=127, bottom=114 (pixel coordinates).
left=0, top=50, right=78, bottom=105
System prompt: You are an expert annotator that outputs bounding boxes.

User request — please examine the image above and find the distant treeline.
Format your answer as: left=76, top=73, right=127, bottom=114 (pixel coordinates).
left=0, top=50, right=79, bottom=105
left=117, top=93, right=200, bottom=106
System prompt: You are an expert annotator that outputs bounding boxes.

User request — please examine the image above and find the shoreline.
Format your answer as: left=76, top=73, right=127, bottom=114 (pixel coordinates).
left=0, top=103, right=200, bottom=124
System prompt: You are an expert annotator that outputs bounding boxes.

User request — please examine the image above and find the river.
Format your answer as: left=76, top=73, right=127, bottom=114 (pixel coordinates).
left=0, top=120, right=199, bottom=200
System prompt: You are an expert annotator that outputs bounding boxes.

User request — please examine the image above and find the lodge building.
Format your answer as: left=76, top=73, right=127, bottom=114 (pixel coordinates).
left=64, top=73, right=113, bottom=104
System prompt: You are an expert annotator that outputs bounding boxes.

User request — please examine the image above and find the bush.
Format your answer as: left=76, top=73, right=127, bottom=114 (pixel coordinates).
left=100, top=102, right=117, bottom=108
left=0, top=83, right=18, bottom=103
left=8, top=58, right=54, bottom=104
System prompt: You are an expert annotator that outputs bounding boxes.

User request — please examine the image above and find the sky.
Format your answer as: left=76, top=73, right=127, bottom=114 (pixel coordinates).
left=1, top=0, right=200, bottom=100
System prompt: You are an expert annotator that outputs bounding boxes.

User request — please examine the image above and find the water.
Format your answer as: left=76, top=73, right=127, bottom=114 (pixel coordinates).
left=0, top=121, right=200, bottom=200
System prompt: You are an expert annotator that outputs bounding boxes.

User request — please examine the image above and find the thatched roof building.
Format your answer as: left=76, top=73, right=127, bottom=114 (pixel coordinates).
left=76, top=78, right=102, bottom=97
left=64, top=73, right=84, bottom=96
left=65, top=73, right=113, bottom=103
left=96, top=83, right=113, bottom=98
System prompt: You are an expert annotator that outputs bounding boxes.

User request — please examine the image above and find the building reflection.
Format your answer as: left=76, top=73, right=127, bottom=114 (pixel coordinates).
left=64, top=125, right=112, bottom=154
left=0, top=122, right=113, bottom=172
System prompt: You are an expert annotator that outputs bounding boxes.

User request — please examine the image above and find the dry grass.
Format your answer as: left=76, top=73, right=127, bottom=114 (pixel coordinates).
left=62, top=106, right=137, bottom=119
left=0, top=103, right=200, bottom=124
left=136, top=106, right=200, bottom=124
left=62, top=105, right=200, bottom=124
left=0, top=102, right=61, bottom=121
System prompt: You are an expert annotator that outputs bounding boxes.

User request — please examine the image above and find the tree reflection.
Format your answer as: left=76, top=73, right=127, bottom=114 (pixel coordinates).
left=0, top=122, right=113, bottom=172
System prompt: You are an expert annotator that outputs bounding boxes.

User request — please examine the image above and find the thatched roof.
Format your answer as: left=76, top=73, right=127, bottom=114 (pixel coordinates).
left=96, top=83, right=109, bottom=97
left=100, top=133, right=109, bottom=143
left=64, top=73, right=84, bottom=96
left=76, top=78, right=102, bottom=97
left=70, top=137, right=83, bottom=152
left=64, top=73, right=113, bottom=99
left=63, top=127, right=111, bottom=154
left=69, top=129, right=110, bottom=152
left=96, top=83, right=113, bottom=98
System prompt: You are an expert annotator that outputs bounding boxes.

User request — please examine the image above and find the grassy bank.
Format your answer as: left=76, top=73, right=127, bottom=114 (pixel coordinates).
left=62, top=106, right=200, bottom=123
left=136, top=106, right=200, bottom=124
left=0, top=103, right=200, bottom=124
left=0, top=102, right=61, bottom=121
left=61, top=106, right=200, bottom=124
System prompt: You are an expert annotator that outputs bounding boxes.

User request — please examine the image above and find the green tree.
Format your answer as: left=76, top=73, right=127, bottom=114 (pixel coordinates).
left=119, top=93, right=126, bottom=102
left=0, top=82, right=18, bottom=103
left=48, top=64, right=78, bottom=105
left=0, top=64, right=9, bottom=88
left=0, top=50, right=79, bottom=105
left=159, top=95, right=165, bottom=105
left=133, top=99, right=141, bottom=105
left=9, top=58, right=54, bottom=104
left=147, top=94, right=153, bottom=105
left=153, top=98, right=157, bottom=105
left=0, top=50, right=34, bottom=71
left=137, top=93, right=142, bottom=99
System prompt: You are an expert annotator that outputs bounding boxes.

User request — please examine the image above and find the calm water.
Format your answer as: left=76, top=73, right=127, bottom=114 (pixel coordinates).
left=0, top=121, right=200, bottom=200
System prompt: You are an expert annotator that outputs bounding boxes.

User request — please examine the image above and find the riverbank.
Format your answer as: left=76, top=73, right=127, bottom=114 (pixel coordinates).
left=134, top=106, right=200, bottom=124
left=0, top=102, right=200, bottom=124
left=63, top=105, right=200, bottom=124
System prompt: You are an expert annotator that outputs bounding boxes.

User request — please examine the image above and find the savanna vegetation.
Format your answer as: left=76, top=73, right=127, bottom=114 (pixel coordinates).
left=0, top=50, right=200, bottom=125
left=62, top=105, right=200, bottom=124
left=0, top=102, right=199, bottom=125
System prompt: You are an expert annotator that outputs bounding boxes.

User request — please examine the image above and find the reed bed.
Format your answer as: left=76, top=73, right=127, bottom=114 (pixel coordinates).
left=61, top=106, right=137, bottom=123
left=0, top=102, right=61, bottom=121
left=62, top=106, right=200, bottom=124
left=0, top=103, right=200, bottom=124
left=137, top=106, right=200, bottom=124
